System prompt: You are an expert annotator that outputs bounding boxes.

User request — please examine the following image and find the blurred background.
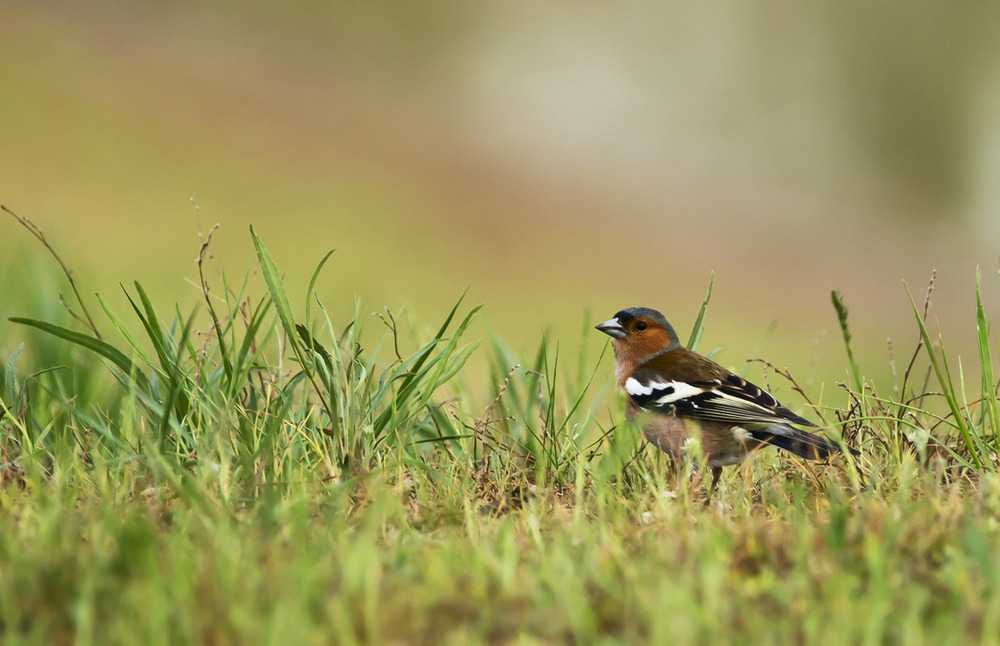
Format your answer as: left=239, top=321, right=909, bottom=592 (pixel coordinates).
left=2, top=1, right=999, bottom=394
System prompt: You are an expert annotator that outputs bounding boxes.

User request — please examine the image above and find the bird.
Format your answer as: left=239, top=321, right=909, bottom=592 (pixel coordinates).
left=596, top=306, right=856, bottom=494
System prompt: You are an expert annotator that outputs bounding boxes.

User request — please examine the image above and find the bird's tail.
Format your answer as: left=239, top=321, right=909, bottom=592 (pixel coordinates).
left=759, top=426, right=859, bottom=461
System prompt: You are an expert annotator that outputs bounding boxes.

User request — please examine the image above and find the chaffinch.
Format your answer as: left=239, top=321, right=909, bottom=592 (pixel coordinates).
left=597, top=306, right=856, bottom=492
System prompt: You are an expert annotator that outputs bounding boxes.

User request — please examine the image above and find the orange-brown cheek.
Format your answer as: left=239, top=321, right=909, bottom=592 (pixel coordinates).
left=632, top=328, right=673, bottom=360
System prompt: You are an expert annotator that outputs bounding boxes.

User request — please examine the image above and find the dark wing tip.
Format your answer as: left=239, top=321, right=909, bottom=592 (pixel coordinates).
left=759, top=428, right=858, bottom=460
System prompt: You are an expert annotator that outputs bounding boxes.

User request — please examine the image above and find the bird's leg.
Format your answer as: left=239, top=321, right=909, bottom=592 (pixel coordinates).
left=708, top=466, right=723, bottom=498
left=688, top=466, right=703, bottom=499
left=668, top=456, right=685, bottom=491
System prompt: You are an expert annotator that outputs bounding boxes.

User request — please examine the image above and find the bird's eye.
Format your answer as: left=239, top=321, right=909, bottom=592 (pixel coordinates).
left=635, top=321, right=648, bottom=331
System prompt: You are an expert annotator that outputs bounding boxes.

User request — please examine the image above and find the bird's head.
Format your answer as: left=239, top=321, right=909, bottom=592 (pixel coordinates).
left=595, top=307, right=682, bottom=364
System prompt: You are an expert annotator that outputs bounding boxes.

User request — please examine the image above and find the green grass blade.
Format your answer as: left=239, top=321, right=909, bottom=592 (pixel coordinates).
left=156, top=305, right=199, bottom=430
left=975, top=268, right=1000, bottom=444
left=832, top=290, right=863, bottom=392
left=124, top=282, right=172, bottom=376
left=250, top=226, right=346, bottom=470
left=687, top=272, right=714, bottom=351
left=557, top=340, right=609, bottom=437
left=95, top=292, right=155, bottom=369
left=9, top=316, right=147, bottom=389
left=251, top=229, right=330, bottom=386
left=305, top=248, right=336, bottom=327
left=228, top=296, right=273, bottom=399
left=250, top=225, right=298, bottom=351
left=372, top=292, right=470, bottom=435
left=905, top=285, right=983, bottom=469
left=2, top=343, right=23, bottom=403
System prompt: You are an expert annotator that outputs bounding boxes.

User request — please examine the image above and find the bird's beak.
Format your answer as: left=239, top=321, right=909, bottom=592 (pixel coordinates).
left=595, top=317, right=626, bottom=339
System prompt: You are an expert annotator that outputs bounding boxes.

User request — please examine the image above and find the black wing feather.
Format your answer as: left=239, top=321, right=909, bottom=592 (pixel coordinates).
left=628, top=370, right=815, bottom=428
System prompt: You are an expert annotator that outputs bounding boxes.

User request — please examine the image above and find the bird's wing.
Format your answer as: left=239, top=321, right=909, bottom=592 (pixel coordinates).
left=625, top=351, right=815, bottom=428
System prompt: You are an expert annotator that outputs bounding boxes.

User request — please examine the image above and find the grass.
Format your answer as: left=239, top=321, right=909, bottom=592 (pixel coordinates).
left=2, top=215, right=1000, bottom=644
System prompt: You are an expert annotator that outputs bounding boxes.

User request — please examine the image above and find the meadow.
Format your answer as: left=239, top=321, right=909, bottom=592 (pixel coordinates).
left=2, top=211, right=999, bottom=645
